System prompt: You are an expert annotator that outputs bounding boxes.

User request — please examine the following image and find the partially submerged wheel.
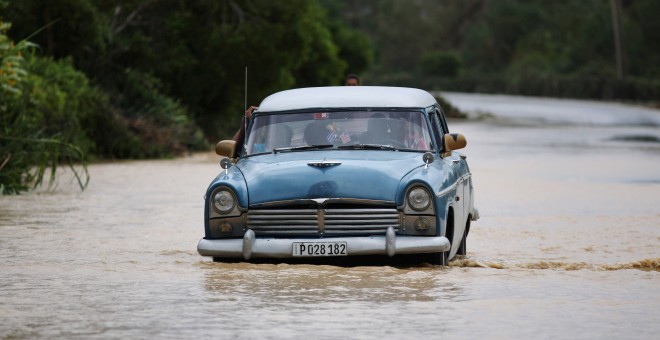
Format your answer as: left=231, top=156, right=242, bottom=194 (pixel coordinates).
left=456, top=232, right=466, bottom=255
left=457, top=219, right=470, bottom=256
left=428, top=251, right=449, bottom=266
left=212, top=257, right=242, bottom=263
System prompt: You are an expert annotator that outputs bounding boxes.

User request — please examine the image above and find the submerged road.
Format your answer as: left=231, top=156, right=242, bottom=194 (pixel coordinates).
left=1, top=93, right=659, bottom=339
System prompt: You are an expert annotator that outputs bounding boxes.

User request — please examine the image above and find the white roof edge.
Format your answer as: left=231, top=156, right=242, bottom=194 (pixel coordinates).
left=257, top=86, right=438, bottom=112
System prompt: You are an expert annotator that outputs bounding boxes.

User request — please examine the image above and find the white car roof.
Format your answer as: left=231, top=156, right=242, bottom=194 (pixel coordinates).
left=257, top=86, right=438, bottom=112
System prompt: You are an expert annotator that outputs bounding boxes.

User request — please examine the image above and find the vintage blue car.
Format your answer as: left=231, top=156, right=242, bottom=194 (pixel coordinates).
left=197, top=86, right=478, bottom=265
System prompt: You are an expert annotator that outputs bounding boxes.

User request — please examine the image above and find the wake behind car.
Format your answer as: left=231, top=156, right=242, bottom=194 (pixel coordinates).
left=197, top=86, right=478, bottom=265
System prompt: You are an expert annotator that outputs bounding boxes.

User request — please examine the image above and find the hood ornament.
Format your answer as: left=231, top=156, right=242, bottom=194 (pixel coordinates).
left=308, top=157, right=341, bottom=168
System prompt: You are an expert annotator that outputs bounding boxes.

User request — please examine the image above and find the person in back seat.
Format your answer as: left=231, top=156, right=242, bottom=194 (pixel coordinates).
left=304, top=121, right=330, bottom=145
left=361, top=113, right=389, bottom=144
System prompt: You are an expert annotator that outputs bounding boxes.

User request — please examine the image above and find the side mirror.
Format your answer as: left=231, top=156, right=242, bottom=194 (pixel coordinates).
left=444, top=133, right=467, bottom=151
left=216, top=140, right=237, bottom=158
left=220, top=157, right=232, bottom=175
left=422, top=152, right=434, bottom=169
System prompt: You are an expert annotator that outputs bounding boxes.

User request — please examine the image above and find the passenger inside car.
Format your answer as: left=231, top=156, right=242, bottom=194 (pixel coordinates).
left=304, top=121, right=331, bottom=145
left=361, top=113, right=391, bottom=144
left=266, top=124, right=293, bottom=150
left=250, top=123, right=293, bottom=153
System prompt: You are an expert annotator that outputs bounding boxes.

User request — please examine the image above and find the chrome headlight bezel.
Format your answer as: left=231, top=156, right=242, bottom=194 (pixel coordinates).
left=407, top=186, right=432, bottom=211
left=211, top=187, right=237, bottom=214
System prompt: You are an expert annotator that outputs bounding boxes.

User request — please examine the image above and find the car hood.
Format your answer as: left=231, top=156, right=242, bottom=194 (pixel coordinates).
left=236, top=150, right=425, bottom=205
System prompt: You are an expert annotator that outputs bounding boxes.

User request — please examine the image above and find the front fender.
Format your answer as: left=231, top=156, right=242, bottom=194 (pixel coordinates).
left=204, top=166, right=248, bottom=238
left=396, top=158, right=458, bottom=236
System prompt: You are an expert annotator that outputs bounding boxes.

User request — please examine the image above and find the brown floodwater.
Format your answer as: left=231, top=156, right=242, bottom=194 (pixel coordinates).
left=1, top=94, right=659, bottom=339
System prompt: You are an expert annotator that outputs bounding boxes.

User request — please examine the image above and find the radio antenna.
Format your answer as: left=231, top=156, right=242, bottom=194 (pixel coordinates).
left=244, top=67, right=248, bottom=129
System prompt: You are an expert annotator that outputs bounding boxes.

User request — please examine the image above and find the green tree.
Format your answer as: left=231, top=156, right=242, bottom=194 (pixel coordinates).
left=419, top=51, right=461, bottom=77
left=318, top=0, right=374, bottom=82
left=626, top=0, right=660, bottom=78
left=3, top=0, right=97, bottom=59
left=8, top=0, right=373, bottom=141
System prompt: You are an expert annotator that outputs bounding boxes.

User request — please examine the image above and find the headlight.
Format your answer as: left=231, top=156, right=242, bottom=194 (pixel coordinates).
left=213, top=189, right=236, bottom=213
left=408, top=187, right=431, bottom=211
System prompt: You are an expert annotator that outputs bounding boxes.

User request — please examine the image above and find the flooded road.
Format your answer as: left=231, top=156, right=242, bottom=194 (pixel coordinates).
left=2, top=93, right=659, bottom=339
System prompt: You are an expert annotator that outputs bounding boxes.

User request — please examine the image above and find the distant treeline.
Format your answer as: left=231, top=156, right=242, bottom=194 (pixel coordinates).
left=326, top=0, right=660, bottom=100
left=2, top=0, right=659, bottom=193
left=381, top=74, right=660, bottom=102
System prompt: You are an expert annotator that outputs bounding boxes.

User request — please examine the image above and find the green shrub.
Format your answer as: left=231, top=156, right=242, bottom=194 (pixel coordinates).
left=102, top=68, right=208, bottom=158
left=1, top=23, right=89, bottom=194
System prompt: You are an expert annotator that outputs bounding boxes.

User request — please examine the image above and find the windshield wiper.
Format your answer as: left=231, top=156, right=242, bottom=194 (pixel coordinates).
left=337, top=144, right=397, bottom=151
left=273, top=144, right=334, bottom=153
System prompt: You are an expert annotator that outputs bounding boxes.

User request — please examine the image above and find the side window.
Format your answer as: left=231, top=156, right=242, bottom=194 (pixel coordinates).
left=429, top=110, right=444, bottom=152
left=436, top=108, right=449, bottom=133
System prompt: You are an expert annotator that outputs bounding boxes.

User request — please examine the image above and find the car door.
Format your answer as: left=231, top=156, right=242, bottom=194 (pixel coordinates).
left=448, top=151, right=467, bottom=248
left=430, top=109, right=466, bottom=251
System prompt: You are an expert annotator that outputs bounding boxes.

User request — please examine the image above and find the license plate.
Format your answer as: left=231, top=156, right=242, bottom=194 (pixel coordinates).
left=292, top=241, right=348, bottom=257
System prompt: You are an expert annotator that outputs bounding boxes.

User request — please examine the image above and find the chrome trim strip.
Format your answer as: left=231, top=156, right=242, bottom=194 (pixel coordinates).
left=250, top=198, right=395, bottom=208
left=435, top=183, right=457, bottom=198
left=435, top=173, right=471, bottom=198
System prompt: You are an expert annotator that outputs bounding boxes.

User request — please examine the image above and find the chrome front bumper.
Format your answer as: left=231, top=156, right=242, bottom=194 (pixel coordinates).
left=197, top=227, right=450, bottom=260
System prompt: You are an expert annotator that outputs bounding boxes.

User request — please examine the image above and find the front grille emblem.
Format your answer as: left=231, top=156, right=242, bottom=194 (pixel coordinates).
left=308, top=158, right=341, bottom=168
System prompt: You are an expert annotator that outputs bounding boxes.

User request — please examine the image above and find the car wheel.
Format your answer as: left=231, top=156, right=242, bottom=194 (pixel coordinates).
left=457, top=229, right=467, bottom=256
left=428, top=251, right=449, bottom=266
left=457, top=219, right=470, bottom=256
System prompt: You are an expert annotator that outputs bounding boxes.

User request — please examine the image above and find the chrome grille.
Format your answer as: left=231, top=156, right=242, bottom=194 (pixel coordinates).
left=247, top=207, right=400, bottom=237
left=248, top=209, right=318, bottom=236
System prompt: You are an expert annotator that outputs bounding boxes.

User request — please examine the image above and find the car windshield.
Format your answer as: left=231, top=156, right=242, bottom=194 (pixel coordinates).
left=244, top=110, right=434, bottom=156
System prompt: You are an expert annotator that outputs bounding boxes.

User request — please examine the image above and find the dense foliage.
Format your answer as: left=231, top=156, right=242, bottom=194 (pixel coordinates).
left=6, top=0, right=373, bottom=140
left=1, top=22, right=89, bottom=194
left=1, top=0, right=373, bottom=193
left=2, top=0, right=658, bottom=193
